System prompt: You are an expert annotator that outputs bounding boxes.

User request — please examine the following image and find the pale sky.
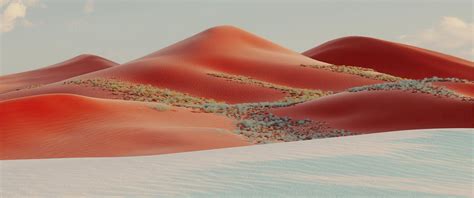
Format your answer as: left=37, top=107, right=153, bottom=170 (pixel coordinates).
left=1, top=0, right=473, bottom=75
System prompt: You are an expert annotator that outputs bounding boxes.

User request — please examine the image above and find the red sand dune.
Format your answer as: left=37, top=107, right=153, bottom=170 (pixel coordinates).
left=0, top=94, right=248, bottom=160
left=88, top=26, right=382, bottom=96
left=0, top=54, right=117, bottom=95
left=303, top=36, right=474, bottom=80
left=0, top=26, right=384, bottom=103
left=273, top=91, right=474, bottom=133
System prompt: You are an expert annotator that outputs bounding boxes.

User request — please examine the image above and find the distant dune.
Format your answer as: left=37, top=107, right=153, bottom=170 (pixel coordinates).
left=273, top=90, right=474, bottom=133
left=303, top=36, right=474, bottom=80
left=0, top=94, right=248, bottom=160
left=0, top=54, right=117, bottom=94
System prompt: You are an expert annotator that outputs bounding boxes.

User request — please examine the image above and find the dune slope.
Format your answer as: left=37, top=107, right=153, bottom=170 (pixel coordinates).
left=273, top=91, right=474, bottom=133
left=303, top=36, right=474, bottom=80
left=0, top=94, right=248, bottom=160
left=0, top=54, right=117, bottom=94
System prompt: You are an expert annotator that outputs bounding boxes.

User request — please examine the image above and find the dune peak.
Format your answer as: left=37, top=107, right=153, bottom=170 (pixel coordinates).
left=64, top=54, right=117, bottom=66
left=200, top=25, right=249, bottom=37
left=143, top=25, right=299, bottom=59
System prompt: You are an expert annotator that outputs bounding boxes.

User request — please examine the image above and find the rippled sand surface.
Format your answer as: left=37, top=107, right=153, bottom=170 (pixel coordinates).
left=1, top=128, right=473, bottom=197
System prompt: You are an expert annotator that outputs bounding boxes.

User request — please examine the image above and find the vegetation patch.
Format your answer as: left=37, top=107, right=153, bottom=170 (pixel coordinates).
left=348, top=77, right=474, bottom=101
left=64, top=78, right=217, bottom=106
left=15, top=84, right=44, bottom=91
left=207, top=72, right=330, bottom=103
left=300, top=64, right=404, bottom=82
left=420, top=76, right=472, bottom=84
left=152, top=104, right=171, bottom=112
left=197, top=102, right=352, bottom=144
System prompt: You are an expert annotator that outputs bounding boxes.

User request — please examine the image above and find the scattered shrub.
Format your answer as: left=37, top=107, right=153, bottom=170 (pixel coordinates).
left=347, top=77, right=473, bottom=101
left=153, top=104, right=171, bottom=111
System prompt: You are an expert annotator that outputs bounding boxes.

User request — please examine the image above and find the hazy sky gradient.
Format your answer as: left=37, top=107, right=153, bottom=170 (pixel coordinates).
left=1, top=0, right=472, bottom=74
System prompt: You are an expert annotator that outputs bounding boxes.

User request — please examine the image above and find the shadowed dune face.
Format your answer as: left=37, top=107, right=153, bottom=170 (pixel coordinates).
left=272, top=91, right=474, bottom=133
left=0, top=54, right=117, bottom=94
left=0, top=94, right=249, bottom=160
left=303, top=36, right=474, bottom=80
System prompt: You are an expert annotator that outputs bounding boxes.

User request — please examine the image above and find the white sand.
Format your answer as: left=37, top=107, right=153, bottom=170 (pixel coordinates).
left=1, top=128, right=473, bottom=197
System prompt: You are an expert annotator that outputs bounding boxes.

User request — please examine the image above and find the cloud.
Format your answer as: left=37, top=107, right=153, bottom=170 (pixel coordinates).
left=399, top=16, right=474, bottom=60
left=83, top=0, right=94, bottom=14
left=0, top=0, right=42, bottom=32
left=0, top=0, right=11, bottom=8
left=1, top=0, right=27, bottom=32
left=24, top=0, right=38, bottom=7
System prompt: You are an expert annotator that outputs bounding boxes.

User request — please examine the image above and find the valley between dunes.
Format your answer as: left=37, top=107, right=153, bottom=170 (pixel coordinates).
left=1, top=25, right=473, bottom=160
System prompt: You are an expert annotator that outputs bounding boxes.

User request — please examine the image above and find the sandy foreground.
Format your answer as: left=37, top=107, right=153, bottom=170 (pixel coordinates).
left=1, top=128, right=472, bottom=197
